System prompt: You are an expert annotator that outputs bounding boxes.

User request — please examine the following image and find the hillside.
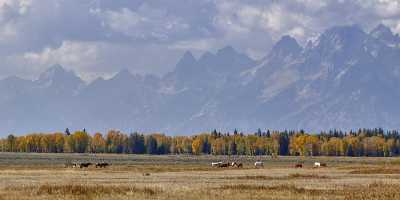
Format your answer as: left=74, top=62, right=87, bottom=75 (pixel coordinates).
left=1, top=24, right=400, bottom=134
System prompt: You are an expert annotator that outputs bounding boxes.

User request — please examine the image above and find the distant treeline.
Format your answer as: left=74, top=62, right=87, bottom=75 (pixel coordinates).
left=1, top=128, right=400, bottom=157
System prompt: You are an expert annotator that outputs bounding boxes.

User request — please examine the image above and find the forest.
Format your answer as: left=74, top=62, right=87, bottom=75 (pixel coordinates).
left=1, top=128, right=400, bottom=157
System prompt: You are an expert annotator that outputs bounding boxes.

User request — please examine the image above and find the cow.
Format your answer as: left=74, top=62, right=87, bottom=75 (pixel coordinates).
left=211, top=162, right=223, bottom=167
left=314, top=162, right=321, bottom=168
left=95, top=162, right=110, bottom=168
left=320, top=163, right=327, bottom=167
left=254, top=161, right=264, bottom=168
left=295, top=163, right=303, bottom=168
left=143, top=173, right=151, bottom=176
left=231, top=162, right=243, bottom=168
left=219, top=163, right=230, bottom=168
left=78, top=162, right=92, bottom=168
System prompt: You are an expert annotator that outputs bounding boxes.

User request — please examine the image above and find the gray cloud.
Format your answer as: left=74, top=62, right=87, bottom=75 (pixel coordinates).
left=0, top=0, right=399, bottom=81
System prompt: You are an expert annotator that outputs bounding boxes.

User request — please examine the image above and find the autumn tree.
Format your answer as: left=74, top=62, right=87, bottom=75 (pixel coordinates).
left=72, top=131, right=89, bottom=153
left=192, top=137, right=203, bottom=155
left=106, top=130, right=128, bottom=153
left=90, top=133, right=106, bottom=153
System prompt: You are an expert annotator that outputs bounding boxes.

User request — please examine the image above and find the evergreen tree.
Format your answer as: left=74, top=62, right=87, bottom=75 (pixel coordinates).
left=211, top=129, right=218, bottom=138
left=278, top=132, right=289, bottom=155
left=65, top=128, right=71, bottom=136
left=266, top=130, right=271, bottom=137
left=146, top=135, right=158, bottom=154
left=229, top=141, right=237, bottom=155
left=346, top=144, right=354, bottom=157
left=256, top=128, right=262, bottom=137
left=128, top=132, right=145, bottom=154
left=6, top=134, right=16, bottom=152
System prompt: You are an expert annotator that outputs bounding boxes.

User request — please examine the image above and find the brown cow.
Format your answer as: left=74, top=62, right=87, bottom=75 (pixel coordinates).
left=295, top=163, right=303, bottom=168
left=219, top=163, right=230, bottom=168
left=79, top=162, right=92, bottom=168
left=95, top=162, right=110, bottom=168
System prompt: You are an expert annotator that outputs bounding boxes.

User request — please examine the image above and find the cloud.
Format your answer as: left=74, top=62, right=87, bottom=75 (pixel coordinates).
left=20, top=40, right=183, bottom=81
left=0, top=0, right=400, bottom=81
left=0, top=0, right=31, bottom=43
left=169, top=38, right=218, bottom=51
left=361, top=0, right=400, bottom=18
left=95, top=4, right=190, bottom=41
left=23, top=41, right=100, bottom=78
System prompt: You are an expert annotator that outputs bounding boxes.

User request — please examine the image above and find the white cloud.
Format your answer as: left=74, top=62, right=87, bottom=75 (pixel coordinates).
left=0, top=0, right=400, bottom=80
left=21, top=40, right=183, bottom=81
left=367, top=0, right=400, bottom=18
left=169, top=38, right=218, bottom=51
left=103, top=8, right=144, bottom=36
left=23, top=41, right=100, bottom=80
left=24, top=41, right=98, bottom=67
left=287, top=27, right=306, bottom=39
left=96, top=3, right=190, bottom=41
left=0, top=0, right=31, bottom=42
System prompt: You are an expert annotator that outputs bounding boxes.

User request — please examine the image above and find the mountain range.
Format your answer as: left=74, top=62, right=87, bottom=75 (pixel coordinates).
left=1, top=24, right=400, bottom=135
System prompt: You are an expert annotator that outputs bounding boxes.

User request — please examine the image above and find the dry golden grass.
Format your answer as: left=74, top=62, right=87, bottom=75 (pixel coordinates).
left=0, top=153, right=399, bottom=199
left=222, top=173, right=330, bottom=181
left=215, top=183, right=400, bottom=200
left=5, top=184, right=161, bottom=196
left=348, top=167, right=400, bottom=174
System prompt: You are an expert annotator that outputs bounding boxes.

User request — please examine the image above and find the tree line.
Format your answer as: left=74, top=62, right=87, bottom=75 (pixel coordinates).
left=1, top=128, right=400, bottom=157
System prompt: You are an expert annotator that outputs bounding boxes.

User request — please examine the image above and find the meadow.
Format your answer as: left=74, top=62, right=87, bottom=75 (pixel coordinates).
left=0, top=153, right=400, bottom=199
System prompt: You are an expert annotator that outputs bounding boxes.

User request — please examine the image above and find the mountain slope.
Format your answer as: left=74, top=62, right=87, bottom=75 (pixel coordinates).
left=1, top=24, right=400, bottom=135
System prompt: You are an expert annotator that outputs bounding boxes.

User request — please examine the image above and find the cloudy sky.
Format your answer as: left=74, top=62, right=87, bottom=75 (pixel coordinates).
left=0, top=0, right=399, bottom=81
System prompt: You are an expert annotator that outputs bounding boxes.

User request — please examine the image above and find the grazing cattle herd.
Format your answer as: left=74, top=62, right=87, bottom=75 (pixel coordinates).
left=64, top=158, right=328, bottom=170
left=65, top=161, right=111, bottom=169
left=211, top=161, right=243, bottom=168
left=210, top=160, right=328, bottom=169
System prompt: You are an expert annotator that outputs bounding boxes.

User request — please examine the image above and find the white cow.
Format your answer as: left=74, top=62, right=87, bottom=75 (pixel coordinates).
left=211, top=161, right=223, bottom=167
left=254, top=161, right=264, bottom=167
left=314, top=162, right=321, bottom=168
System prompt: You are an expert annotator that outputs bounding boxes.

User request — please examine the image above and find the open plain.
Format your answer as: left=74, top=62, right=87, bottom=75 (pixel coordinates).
left=0, top=153, right=400, bottom=199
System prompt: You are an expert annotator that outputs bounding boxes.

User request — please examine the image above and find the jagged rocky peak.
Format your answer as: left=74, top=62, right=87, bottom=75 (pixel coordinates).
left=36, top=64, right=83, bottom=87
left=198, top=51, right=215, bottom=62
left=176, top=51, right=196, bottom=68
left=269, top=35, right=302, bottom=58
left=216, top=45, right=237, bottom=56
left=325, top=24, right=364, bottom=37
left=320, top=25, right=366, bottom=45
left=307, top=25, right=368, bottom=56
left=370, top=24, right=400, bottom=47
left=38, top=64, right=67, bottom=80
left=370, top=24, right=394, bottom=38
left=111, top=68, right=146, bottom=83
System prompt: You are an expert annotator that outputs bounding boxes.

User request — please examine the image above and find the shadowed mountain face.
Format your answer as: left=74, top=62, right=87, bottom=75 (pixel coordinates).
left=1, top=24, right=400, bottom=135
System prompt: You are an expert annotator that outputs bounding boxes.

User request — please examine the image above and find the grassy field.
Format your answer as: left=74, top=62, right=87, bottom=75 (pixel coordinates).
left=0, top=153, right=400, bottom=199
